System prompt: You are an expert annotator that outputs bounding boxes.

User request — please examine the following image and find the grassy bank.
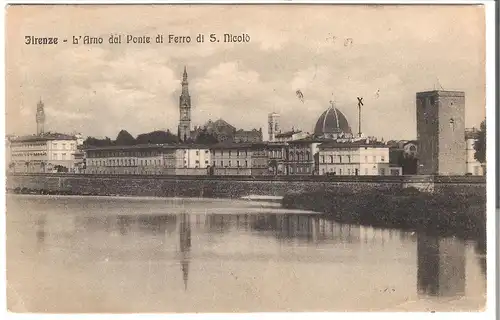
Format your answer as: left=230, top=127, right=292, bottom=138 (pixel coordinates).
left=282, top=187, right=486, bottom=244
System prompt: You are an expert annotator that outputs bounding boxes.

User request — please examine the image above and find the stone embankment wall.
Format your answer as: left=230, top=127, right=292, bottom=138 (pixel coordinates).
left=6, top=173, right=486, bottom=199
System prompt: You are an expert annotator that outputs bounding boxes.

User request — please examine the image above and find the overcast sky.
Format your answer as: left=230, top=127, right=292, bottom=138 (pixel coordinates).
left=6, top=4, right=485, bottom=140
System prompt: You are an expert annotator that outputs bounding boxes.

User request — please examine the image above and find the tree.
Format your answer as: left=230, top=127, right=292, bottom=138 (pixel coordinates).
left=194, top=129, right=219, bottom=145
left=474, top=119, right=486, bottom=164
left=115, top=130, right=136, bottom=146
left=136, top=130, right=178, bottom=145
left=83, top=136, right=113, bottom=147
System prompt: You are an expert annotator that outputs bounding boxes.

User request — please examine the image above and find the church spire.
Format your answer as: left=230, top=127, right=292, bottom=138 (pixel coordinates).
left=178, top=66, right=192, bottom=142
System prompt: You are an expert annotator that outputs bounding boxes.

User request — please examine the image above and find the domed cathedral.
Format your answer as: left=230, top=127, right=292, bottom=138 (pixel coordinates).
left=313, top=101, right=354, bottom=140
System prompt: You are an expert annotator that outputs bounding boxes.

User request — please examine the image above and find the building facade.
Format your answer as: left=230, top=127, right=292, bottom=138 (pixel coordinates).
left=284, top=139, right=322, bottom=175
left=233, top=128, right=263, bottom=143
left=465, top=128, right=485, bottom=175
left=416, top=90, right=466, bottom=175
left=267, top=142, right=287, bottom=175
left=318, top=141, right=401, bottom=176
left=85, top=144, right=211, bottom=175
left=8, top=133, right=79, bottom=173
left=210, top=142, right=269, bottom=176
left=178, top=67, right=192, bottom=142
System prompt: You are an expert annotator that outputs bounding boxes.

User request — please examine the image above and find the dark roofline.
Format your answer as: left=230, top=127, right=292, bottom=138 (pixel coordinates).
left=275, top=130, right=303, bottom=138
left=210, top=142, right=268, bottom=149
left=319, top=141, right=388, bottom=149
left=416, top=90, right=465, bottom=97
left=288, top=138, right=325, bottom=144
left=84, top=143, right=211, bottom=151
left=10, top=133, right=77, bottom=143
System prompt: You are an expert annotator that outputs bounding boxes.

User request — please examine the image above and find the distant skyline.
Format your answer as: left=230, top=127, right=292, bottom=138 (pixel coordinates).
left=6, top=4, right=486, bottom=140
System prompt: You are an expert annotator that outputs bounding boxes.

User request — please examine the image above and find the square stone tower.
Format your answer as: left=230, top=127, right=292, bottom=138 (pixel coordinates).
left=416, top=90, right=466, bottom=175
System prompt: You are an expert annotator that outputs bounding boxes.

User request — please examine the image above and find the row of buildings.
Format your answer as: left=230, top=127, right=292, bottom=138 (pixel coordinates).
left=6, top=67, right=485, bottom=176
left=81, top=138, right=399, bottom=176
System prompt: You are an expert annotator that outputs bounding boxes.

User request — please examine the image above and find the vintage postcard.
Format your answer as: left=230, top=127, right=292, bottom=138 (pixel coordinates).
left=4, top=2, right=491, bottom=315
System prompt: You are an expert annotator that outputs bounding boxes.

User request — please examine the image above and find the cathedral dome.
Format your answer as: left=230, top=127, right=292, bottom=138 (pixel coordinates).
left=314, top=103, right=352, bottom=137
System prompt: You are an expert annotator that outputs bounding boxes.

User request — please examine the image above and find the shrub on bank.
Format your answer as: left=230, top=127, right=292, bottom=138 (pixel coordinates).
left=282, top=188, right=486, bottom=239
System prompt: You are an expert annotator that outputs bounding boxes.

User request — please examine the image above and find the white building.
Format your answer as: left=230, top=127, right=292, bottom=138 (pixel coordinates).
left=318, top=141, right=402, bottom=176
left=178, top=145, right=211, bottom=169
left=465, top=128, right=485, bottom=175
left=84, top=144, right=211, bottom=175
left=8, top=133, right=79, bottom=173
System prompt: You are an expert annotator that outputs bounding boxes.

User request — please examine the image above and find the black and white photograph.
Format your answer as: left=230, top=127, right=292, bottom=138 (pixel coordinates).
left=3, top=2, right=495, bottom=315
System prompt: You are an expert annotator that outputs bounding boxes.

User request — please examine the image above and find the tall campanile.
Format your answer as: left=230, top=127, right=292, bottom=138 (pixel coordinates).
left=36, top=98, right=46, bottom=135
left=178, top=66, right=192, bottom=142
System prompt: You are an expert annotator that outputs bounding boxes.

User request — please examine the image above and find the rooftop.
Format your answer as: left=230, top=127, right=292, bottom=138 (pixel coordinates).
left=416, top=90, right=465, bottom=97
left=210, top=142, right=268, bottom=149
left=84, top=143, right=211, bottom=151
left=9, top=132, right=77, bottom=143
left=319, top=140, right=387, bottom=149
left=275, top=130, right=302, bottom=138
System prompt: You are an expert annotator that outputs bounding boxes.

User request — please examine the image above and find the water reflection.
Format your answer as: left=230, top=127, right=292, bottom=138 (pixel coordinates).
left=417, top=233, right=466, bottom=297
left=36, top=215, right=46, bottom=244
left=179, top=212, right=191, bottom=290
left=63, top=213, right=418, bottom=246
left=23, top=205, right=485, bottom=311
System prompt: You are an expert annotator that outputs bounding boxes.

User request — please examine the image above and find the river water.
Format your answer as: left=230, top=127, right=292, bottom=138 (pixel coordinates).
left=6, top=195, right=486, bottom=313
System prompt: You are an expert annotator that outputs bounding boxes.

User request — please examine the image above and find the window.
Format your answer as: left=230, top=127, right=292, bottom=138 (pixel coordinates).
left=221, top=161, right=224, bottom=167
left=196, top=151, right=199, bottom=156
left=237, top=150, right=240, bottom=156
left=229, top=151, right=232, bottom=157
left=195, top=160, right=199, bottom=164
left=229, top=160, right=232, bottom=167
left=245, top=160, right=248, bottom=167
left=347, top=156, right=351, bottom=163
left=213, top=161, right=216, bottom=167
left=347, top=169, right=351, bottom=175
left=381, top=156, right=385, bottom=162
left=237, top=160, right=240, bottom=167
left=338, top=156, right=342, bottom=163
left=321, top=155, right=325, bottom=163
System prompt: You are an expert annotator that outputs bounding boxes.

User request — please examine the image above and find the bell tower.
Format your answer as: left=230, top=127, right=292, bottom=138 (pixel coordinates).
left=178, top=66, right=192, bottom=142
left=36, top=98, right=46, bottom=135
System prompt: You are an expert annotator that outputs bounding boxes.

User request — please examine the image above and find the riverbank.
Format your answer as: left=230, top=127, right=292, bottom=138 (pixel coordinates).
left=282, top=188, right=487, bottom=245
